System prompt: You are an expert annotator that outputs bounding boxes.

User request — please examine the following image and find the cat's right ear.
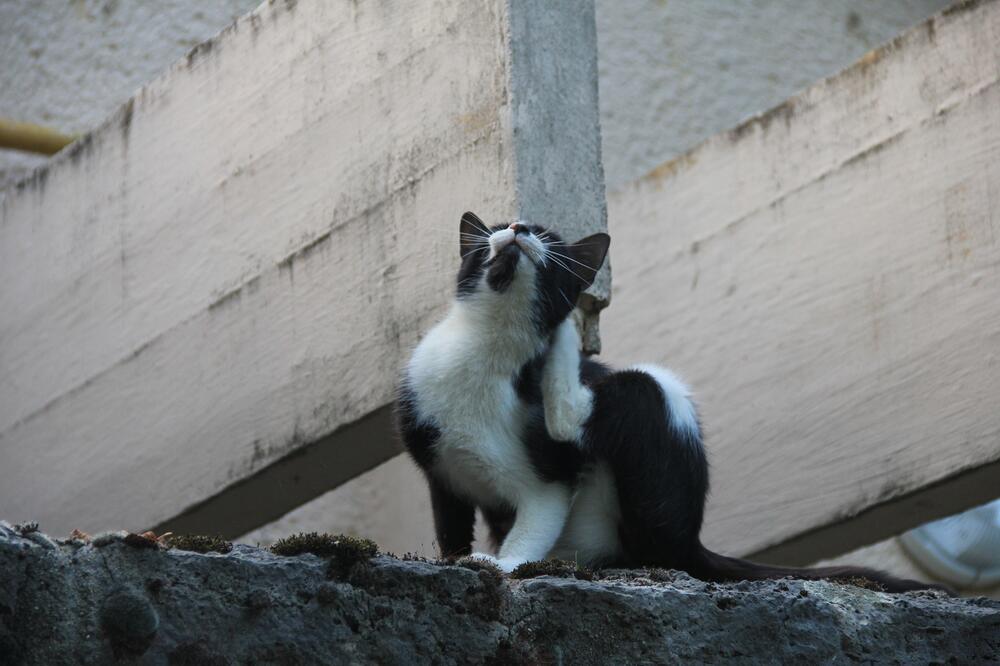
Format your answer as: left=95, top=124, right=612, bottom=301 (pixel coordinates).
left=566, top=232, right=611, bottom=290
left=460, top=211, right=489, bottom=259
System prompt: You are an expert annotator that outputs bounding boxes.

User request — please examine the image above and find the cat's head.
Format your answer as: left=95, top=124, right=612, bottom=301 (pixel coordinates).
left=455, top=211, right=610, bottom=333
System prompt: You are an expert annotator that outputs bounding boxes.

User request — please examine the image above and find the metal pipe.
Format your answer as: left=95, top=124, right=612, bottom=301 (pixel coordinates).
left=0, top=118, right=77, bottom=156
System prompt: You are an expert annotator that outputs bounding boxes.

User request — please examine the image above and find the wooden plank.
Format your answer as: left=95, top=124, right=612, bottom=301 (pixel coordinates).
left=0, top=0, right=607, bottom=534
left=603, top=0, right=1000, bottom=562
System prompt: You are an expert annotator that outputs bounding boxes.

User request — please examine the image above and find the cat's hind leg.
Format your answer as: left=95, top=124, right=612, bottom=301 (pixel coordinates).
left=584, top=367, right=708, bottom=569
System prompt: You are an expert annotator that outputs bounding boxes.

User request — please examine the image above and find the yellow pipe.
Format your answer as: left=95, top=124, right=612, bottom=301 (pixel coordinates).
left=0, top=118, right=77, bottom=156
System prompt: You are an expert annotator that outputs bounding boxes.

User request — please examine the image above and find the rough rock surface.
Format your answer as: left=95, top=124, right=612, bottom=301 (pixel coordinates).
left=1, top=524, right=997, bottom=665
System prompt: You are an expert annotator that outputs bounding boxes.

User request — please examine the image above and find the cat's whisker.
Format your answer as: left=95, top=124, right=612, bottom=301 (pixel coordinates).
left=545, top=249, right=599, bottom=272
left=425, top=224, right=492, bottom=242
left=426, top=232, right=489, bottom=246
left=557, top=287, right=576, bottom=310
left=463, top=217, right=495, bottom=238
left=546, top=254, right=591, bottom=284
left=461, top=246, right=490, bottom=260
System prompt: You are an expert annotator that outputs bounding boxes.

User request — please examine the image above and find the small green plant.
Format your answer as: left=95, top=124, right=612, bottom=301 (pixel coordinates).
left=456, top=556, right=503, bottom=575
left=833, top=576, right=887, bottom=593
left=269, top=532, right=378, bottom=578
left=13, top=521, right=39, bottom=535
left=166, top=534, right=233, bottom=554
left=510, top=559, right=593, bottom=581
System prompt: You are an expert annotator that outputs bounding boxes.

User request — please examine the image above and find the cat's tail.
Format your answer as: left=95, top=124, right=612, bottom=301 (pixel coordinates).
left=690, top=544, right=951, bottom=594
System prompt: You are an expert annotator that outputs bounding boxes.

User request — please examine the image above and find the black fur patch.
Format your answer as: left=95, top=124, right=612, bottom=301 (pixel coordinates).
left=512, top=354, right=585, bottom=485
left=428, top=476, right=475, bottom=558
left=395, top=382, right=441, bottom=471
left=485, top=243, right=521, bottom=293
left=584, top=370, right=708, bottom=570
left=482, top=505, right=515, bottom=550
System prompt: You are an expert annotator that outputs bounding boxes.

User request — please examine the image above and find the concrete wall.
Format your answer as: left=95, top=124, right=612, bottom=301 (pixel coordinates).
left=603, top=0, right=1000, bottom=564
left=2, top=1, right=949, bottom=193
left=0, top=0, right=607, bottom=536
left=0, top=0, right=261, bottom=188
left=596, top=0, right=950, bottom=190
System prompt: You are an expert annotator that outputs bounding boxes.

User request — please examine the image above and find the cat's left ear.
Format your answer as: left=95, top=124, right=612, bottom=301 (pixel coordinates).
left=566, top=233, right=610, bottom=290
left=460, top=211, right=489, bottom=259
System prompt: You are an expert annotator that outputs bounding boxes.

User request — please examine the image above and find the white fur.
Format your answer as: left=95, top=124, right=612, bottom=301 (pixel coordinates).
left=490, top=482, right=572, bottom=571
left=541, top=319, right=593, bottom=443
left=489, top=223, right=547, bottom=265
left=408, top=230, right=570, bottom=572
left=630, top=364, right=700, bottom=436
left=487, top=228, right=516, bottom=259
left=551, top=463, right=623, bottom=565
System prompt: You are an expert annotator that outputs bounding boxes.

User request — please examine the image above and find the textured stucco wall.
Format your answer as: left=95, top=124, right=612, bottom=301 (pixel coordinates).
left=596, top=0, right=951, bottom=190
left=0, top=0, right=261, bottom=188
left=1, top=0, right=949, bottom=190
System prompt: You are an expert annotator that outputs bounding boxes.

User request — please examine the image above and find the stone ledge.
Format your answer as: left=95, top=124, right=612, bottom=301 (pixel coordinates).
left=1, top=524, right=997, bottom=664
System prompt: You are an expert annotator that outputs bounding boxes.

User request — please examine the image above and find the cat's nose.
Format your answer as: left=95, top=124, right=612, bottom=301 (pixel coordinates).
left=509, top=222, right=528, bottom=235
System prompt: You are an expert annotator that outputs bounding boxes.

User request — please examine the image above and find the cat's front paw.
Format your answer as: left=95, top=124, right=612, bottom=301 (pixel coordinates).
left=461, top=552, right=522, bottom=573
left=494, top=557, right=526, bottom=573
left=545, top=386, right=593, bottom=443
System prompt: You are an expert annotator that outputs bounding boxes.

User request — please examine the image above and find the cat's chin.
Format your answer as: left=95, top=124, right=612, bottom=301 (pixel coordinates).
left=485, top=243, right=521, bottom=292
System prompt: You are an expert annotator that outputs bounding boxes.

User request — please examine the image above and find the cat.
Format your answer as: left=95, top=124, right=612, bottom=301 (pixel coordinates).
left=396, top=211, right=940, bottom=593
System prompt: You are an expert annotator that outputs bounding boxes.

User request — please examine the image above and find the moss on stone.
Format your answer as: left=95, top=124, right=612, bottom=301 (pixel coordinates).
left=269, top=532, right=375, bottom=558
left=455, top=556, right=503, bottom=575
left=834, top=576, right=887, bottom=593
left=510, top=559, right=593, bottom=581
left=167, top=534, right=233, bottom=554
left=269, top=532, right=378, bottom=578
left=13, top=521, right=39, bottom=535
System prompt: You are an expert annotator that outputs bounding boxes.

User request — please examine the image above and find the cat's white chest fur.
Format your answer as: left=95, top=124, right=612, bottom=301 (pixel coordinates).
left=407, top=302, right=542, bottom=508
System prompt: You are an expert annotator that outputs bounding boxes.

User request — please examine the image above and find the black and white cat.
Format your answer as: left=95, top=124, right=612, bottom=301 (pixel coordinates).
left=396, top=211, right=936, bottom=592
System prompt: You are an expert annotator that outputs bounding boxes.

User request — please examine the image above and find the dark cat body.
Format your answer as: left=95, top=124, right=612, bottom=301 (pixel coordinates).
left=396, top=212, right=942, bottom=593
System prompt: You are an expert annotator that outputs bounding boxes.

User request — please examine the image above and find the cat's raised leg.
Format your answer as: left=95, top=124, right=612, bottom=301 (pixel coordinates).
left=469, top=484, right=571, bottom=572
left=541, top=318, right=593, bottom=443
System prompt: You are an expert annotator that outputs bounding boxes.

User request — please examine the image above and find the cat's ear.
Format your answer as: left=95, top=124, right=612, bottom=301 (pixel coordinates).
left=566, top=233, right=610, bottom=290
left=460, top=211, right=489, bottom=259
